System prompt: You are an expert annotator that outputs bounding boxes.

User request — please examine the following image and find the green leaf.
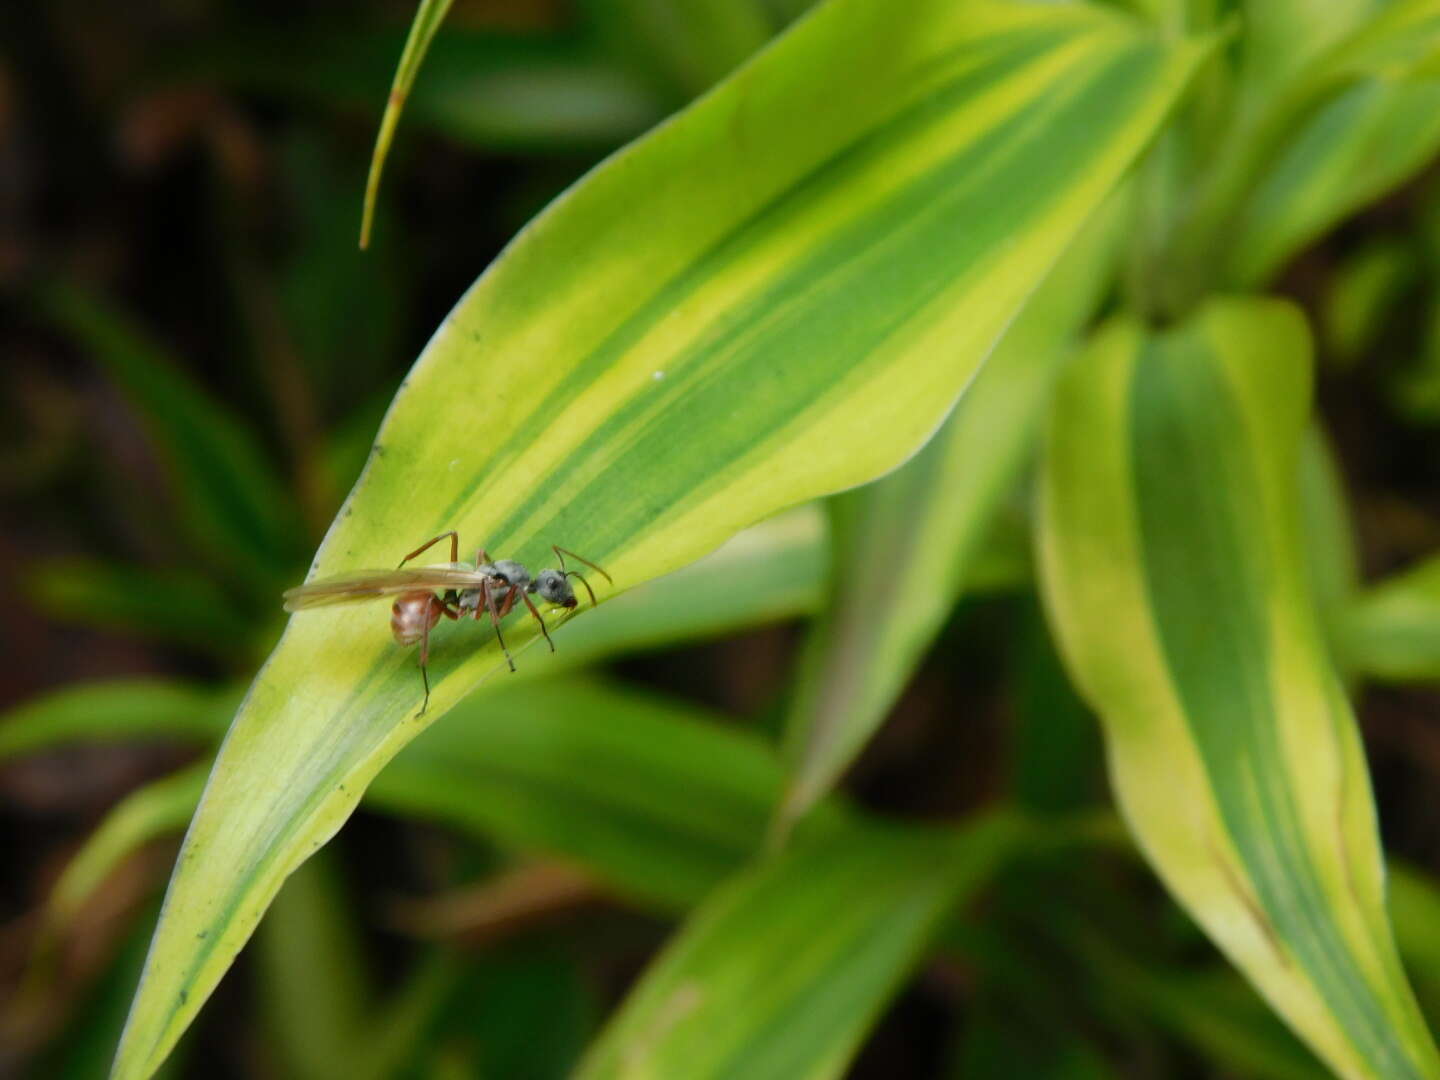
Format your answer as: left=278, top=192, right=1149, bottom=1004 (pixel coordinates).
left=1037, top=297, right=1439, bottom=1078
left=44, top=690, right=1018, bottom=1080
left=1322, top=238, right=1419, bottom=365
left=1238, top=0, right=1380, bottom=98
left=1073, top=932, right=1330, bottom=1080
left=1298, top=423, right=1360, bottom=657
left=404, top=46, right=662, bottom=150
left=951, top=1000, right=1119, bottom=1080
left=1161, top=0, right=1440, bottom=305
left=1229, top=76, right=1440, bottom=285
left=278, top=136, right=405, bottom=412
left=41, top=907, right=188, bottom=1080
left=34, top=282, right=301, bottom=590
left=1342, top=553, right=1440, bottom=682
left=375, top=950, right=595, bottom=1080
left=574, top=814, right=1023, bottom=1080
left=200, top=26, right=663, bottom=152
left=1132, top=973, right=1332, bottom=1080
left=45, top=764, right=209, bottom=932
left=15, top=517, right=820, bottom=923
left=585, top=0, right=775, bottom=99
left=113, top=6, right=1205, bottom=1075
left=1007, top=602, right=1102, bottom=816
left=26, top=559, right=258, bottom=661
left=1319, top=0, right=1440, bottom=84
left=1392, top=179, right=1440, bottom=426
left=45, top=679, right=842, bottom=931
left=254, top=854, right=373, bottom=1080
left=773, top=190, right=1128, bottom=836
left=1391, top=300, right=1440, bottom=424
left=372, top=679, right=854, bottom=910
left=0, top=681, right=235, bottom=762
left=1225, top=0, right=1440, bottom=284
left=1390, top=863, right=1440, bottom=1020
left=360, top=0, right=455, bottom=249
left=344, top=953, right=464, bottom=1080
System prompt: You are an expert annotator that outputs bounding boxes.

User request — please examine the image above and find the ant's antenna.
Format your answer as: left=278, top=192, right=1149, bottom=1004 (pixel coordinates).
left=552, top=546, right=609, bottom=608
left=552, top=546, right=611, bottom=581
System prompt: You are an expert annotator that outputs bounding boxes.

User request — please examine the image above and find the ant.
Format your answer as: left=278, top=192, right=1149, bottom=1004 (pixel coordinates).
left=283, top=532, right=610, bottom=713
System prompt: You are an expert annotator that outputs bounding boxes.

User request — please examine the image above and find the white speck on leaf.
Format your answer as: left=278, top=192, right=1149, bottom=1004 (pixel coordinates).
left=653, top=370, right=666, bottom=381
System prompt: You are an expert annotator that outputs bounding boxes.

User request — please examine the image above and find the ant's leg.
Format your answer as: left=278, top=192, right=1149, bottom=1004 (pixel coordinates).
left=495, top=586, right=518, bottom=617
left=519, top=590, right=556, bottom=653
left=475, top=547, right=494, bottom=565
left=417, top=614, right=433, bottom=715
left=553, top=546, right=613, bottom=583
left=398, top=531, right=459, bottom=568
left=482, top=582, right=517, bottom=672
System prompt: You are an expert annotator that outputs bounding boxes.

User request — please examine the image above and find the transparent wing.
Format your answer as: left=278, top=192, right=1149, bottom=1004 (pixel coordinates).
left=282, top=567, right=490, bottom=611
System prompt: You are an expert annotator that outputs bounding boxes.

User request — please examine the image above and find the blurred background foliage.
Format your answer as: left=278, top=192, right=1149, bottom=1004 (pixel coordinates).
left=4, top=0, right=1440, bottom=1077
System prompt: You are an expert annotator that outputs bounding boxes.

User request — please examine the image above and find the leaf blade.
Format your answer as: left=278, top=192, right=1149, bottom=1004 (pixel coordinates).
left=1342, top=554, right=1440, bottom=682
left=1230, top=77, right=1440, bottom=285
left=35, top=283, right=302, bottom=588
left=1037, top=298, right=1439, bottom=1078
left=0, top=681, right=236, bottom=761
left=774, top=189, right=1128, bottom=835
left=574, top=815, right=1022, bottom=1080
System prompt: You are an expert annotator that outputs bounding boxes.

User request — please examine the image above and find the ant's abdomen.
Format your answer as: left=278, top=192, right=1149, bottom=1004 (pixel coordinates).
left=391, top=591, right=441, bottom=645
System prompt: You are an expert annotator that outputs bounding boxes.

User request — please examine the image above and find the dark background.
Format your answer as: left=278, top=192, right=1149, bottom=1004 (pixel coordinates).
left=4, top=1, right=1440, bottom=1076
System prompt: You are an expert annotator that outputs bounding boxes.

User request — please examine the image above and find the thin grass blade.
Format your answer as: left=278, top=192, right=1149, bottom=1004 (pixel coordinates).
left=359, top=0, right=454, bottom=249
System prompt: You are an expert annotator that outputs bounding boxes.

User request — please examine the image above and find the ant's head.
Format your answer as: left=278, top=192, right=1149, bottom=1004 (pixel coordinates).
left=531, top=569, right=577, bottom=608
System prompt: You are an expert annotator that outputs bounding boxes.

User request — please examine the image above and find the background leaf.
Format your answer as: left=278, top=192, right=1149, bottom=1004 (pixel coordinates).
left=574, top=815, right=1022, bottom=1080
left=25, top=560, right=258, bottom=662
left=1390, top=864, right=1440, bottom=1022
left=1229, top=76, right=1440, bottom=286
left=196, top=25, right=664, bottom=152
left=1160, top=0, right=1440, bottom=307
left=252, top=854, right=372, bottom=1080
left=30, top=676, right=859, bottom=944
left=584, top=0, right=775, bottom=99
left=1298, top=424, right=1360, bottom=654
left=1238, top=0, right=1380, bottom=96
left=1037, top=297, right=1439, bottom=1078
left=0, top=682, right=236, bottom=761
left=1322, top=238, right=1420, bottom=365
left=372, top=679, right=857, bottom=911
left=44, top=764, right=209, bottom=933
left=773, top=189, right=1128, bottom=836
left=35, top=283, right=303, bottom=590
left=1342, top=554, right=1440, bottom=682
